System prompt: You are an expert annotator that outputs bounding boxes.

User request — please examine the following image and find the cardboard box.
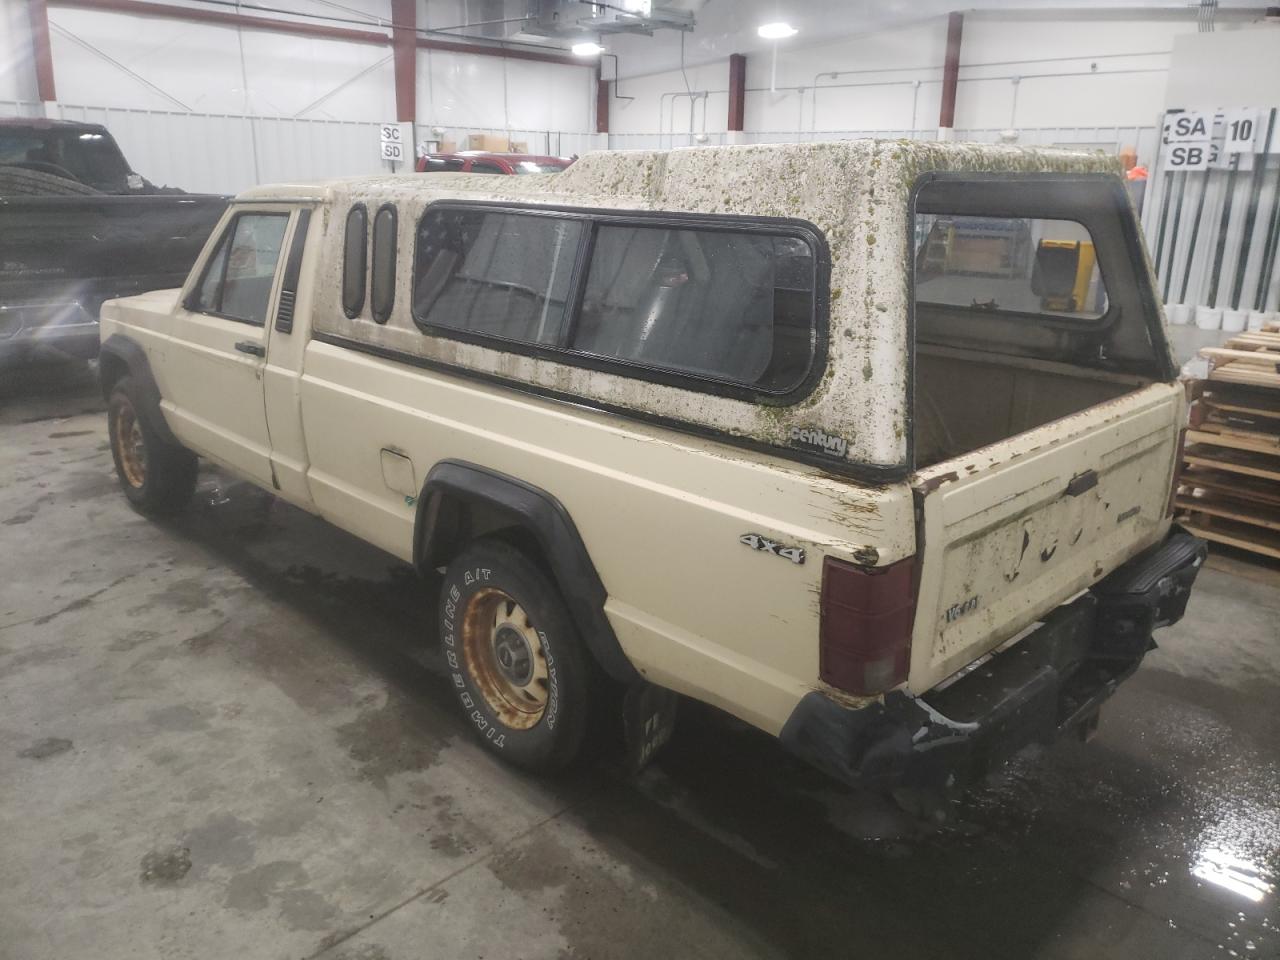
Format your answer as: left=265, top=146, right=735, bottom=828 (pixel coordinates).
left=462, top=133, right=529, bottom=154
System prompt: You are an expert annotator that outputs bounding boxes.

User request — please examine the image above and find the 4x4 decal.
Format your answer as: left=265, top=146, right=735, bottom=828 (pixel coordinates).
left=740, top=533, right=806, bottom=565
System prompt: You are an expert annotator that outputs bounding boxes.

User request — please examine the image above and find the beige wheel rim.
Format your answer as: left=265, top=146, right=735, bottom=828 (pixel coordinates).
left=461, top=587, right=549, bottom=730
left=113, top=400, right=147, bottom=489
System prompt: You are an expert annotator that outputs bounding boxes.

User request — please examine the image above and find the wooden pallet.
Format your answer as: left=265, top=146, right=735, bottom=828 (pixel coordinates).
left=1200, top=330, right=1280, bottom=388
left=1178, top=363, right=1280, bottom=560
left=1179, top=515, right=1280, bottom=561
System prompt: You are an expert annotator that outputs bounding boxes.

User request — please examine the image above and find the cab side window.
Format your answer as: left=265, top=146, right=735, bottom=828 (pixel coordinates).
left=370, top=204, right=397, bottom=324
left=342, top=204, right=368, bottom=318
left=189, top=213, right=289, bottom=325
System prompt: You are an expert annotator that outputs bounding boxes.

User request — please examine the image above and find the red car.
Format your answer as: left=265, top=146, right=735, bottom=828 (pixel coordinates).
left=415, top=151, right=574, bottom=175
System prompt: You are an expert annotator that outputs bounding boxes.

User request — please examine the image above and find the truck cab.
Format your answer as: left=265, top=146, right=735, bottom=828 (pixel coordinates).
left=97, top=141, right=1205, bottom=796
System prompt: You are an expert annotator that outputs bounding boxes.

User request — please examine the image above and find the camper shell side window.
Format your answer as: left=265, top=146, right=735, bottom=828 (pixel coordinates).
left=410, top=202, right=830, bottom=404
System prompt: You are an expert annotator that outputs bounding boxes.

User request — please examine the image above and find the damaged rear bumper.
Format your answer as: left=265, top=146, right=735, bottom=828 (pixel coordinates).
left=779, top=528, right=1208, bottom=793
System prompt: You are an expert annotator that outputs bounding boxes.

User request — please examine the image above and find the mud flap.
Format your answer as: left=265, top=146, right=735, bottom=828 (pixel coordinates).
left=621, top=682, right=679, bottom=774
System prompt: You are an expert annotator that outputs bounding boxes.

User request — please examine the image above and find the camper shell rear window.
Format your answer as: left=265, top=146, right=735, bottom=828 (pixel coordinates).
left=911, top=173, right=1174, bottom=380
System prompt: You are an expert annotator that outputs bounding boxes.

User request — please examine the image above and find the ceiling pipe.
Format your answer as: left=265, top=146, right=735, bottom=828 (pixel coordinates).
left=47, top=0, right=591, bottom=66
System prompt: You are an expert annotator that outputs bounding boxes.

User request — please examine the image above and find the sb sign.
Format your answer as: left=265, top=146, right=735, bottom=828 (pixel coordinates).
left=379, top=122, right=413, bottom=162
left=1166, top=142, right=1213, bottom=171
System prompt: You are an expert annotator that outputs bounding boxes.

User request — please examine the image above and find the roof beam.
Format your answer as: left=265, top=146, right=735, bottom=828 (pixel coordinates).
left=47, top=0, right=589, bottom=67
left=29, top=0, right=59, bottom=101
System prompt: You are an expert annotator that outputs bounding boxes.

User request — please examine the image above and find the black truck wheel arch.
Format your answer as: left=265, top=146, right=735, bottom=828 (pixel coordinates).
left=414, top=459, right=638, bottom=684
left=98, top=334, right=181, bottom=448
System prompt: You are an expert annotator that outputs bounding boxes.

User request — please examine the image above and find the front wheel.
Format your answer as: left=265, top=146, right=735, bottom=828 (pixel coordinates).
left=439, top=539, right=592, bottom=772
left=107, top=376, right=197, bottom=514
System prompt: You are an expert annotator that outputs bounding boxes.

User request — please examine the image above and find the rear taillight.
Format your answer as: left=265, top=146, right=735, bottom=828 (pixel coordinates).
left=1167, top=426, right=1188, bottom=517
left=819, top=555, right=918, bottom=696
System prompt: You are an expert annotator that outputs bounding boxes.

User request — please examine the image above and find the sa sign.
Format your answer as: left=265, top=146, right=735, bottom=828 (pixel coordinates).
left=1163, top=111, right=1212, bottom=143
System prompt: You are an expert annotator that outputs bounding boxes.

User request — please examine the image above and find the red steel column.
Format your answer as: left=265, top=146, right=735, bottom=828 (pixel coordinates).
left=596, top=66, right=610, bottom=134
left=28, top=0, right=58, bottom=102
left=938, top=11, right=963, bottom=134
left=727, top=52, right=746, bottom=132
left=391, top=0, right=416, bottom=122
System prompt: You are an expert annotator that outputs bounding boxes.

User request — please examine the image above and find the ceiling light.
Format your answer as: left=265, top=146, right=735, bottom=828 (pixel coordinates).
left=757, top=22, right=798, bottom=40
left=571, top=41, right=605, bottom=56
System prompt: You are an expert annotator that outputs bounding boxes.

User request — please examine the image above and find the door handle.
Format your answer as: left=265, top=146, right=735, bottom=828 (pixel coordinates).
left=1065, top=469, right=1099, bottom=497
left=234, top=341, right=265, bottom=357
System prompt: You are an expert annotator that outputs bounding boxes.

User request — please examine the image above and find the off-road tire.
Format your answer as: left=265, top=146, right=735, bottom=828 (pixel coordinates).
left=0, top=164, right=99, bottom=197
left=107, top=375, right=197, bottom=514
left=439, top=538, right=592, bottom=772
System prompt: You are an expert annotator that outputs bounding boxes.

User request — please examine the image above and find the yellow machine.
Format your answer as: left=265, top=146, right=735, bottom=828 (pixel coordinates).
left=1034, top=239, right=1097, bottom=313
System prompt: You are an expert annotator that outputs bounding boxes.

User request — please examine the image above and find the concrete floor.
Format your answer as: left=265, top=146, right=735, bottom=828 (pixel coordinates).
left=2, top=361, right=1279, bottom=960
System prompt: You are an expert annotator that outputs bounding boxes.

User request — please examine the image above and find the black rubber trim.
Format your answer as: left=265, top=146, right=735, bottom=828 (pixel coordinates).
left=311, top=331, right=908, bottom=485
left=98, top=333, right=179, bottom=446
left=414, top=459, right=638, bottom=683
left=275, top=208, right=311, bottom=333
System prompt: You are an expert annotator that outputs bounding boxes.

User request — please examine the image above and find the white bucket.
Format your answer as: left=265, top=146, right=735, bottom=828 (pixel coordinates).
left=1222, top=309, right=1248, bottom=333
left=1167, top=303, right=1192, bottom=325
left=1247, top=310, right=1268, bottom=331
left=1194, top=306, right=1223, bottom=331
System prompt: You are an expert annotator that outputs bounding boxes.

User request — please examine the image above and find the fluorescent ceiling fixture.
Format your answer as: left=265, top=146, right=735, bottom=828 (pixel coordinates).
left=757, top=22, right=798, bottom=40
left=571, top=41, right=605, bottom=56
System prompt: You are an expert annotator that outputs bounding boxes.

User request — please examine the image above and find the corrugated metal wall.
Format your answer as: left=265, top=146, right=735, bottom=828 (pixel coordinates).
left=0, top=101, right=599, bottom=195
left=1143, top=112, right=1280, bottom=315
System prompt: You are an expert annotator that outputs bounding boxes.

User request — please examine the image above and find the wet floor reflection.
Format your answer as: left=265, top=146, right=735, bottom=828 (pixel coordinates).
left=160, top=466, right=1280, bottom=957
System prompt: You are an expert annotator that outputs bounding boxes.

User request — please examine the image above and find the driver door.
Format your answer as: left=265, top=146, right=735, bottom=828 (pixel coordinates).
left=158, top=207, right=292, bottom=487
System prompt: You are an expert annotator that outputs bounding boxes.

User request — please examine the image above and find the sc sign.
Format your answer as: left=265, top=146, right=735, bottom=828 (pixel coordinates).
left=379, top=122, right=413, bottom=162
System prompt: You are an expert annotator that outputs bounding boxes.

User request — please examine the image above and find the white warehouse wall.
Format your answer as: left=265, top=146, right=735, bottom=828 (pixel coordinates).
left=608, top=12, right=1261, bottom=156
left=0, top=0, right=38, bottom=102
left=45, top=5, right=396, bottom=119
left=35, top=0, right=592, bottom=130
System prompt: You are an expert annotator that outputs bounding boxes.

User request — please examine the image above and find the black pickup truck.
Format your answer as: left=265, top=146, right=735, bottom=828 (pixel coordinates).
left=0, top=117, right=227, bottom=363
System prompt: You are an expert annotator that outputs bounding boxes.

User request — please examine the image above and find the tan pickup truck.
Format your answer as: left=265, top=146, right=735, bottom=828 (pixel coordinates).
left=97, top=140, right=1206, bottom=798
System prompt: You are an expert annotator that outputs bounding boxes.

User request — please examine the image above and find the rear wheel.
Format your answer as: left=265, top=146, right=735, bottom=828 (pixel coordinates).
left=439, top=538, right=591, bottom=772
left=107, top=376, right=197, bottom=514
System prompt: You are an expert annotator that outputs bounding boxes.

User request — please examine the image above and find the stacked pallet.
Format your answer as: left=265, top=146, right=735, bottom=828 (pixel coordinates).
left=1177, top=323, right=1280, bottom=560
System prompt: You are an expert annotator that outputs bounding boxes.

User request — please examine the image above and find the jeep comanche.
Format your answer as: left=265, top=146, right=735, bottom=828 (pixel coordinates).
left=96, top=141, right=1205, bottom=796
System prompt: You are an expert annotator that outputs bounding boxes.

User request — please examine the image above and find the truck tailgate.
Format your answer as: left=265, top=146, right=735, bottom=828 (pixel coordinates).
left=908, top=382, right=1183, bottom=692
